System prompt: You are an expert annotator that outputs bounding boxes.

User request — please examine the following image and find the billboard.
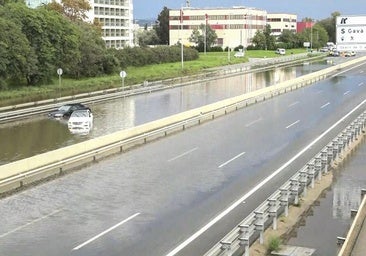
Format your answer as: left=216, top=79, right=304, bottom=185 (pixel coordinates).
left=336, top=15, right=366, bottom=51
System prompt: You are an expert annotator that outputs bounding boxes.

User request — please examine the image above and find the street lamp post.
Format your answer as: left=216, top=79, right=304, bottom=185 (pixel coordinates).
left=310, top=19, right=313, bottom=51
left=227, top=13, right=233, bottom=62
left=204, top=13, right=208, bottom=55
left=180, top=6, right=184, bottom=69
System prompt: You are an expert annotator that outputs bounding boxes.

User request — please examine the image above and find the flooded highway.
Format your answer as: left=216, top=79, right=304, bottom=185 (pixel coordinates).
left=0, top=60, right=333, bottom=164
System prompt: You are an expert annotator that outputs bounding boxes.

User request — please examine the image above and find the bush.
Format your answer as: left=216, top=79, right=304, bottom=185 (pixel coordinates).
left=267, top=236, right=282, bottom=253
left=234, top=45, right=244, bottom=51
left=246, top=44, right=257, bottom=50
left=115, top=46, right=199, bottom=68
left=209, top=46, right=224, bottom=52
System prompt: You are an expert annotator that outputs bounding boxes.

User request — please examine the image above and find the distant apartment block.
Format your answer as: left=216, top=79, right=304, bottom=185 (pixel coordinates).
left=266, top=13, right=297, bottom=36
left=27, top=0, right=134, bottom=49
left=169, top=7, right=267, bottom=48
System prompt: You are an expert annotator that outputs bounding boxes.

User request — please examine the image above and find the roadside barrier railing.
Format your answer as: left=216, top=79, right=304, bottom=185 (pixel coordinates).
left=203, top=112, right=366, bottom=256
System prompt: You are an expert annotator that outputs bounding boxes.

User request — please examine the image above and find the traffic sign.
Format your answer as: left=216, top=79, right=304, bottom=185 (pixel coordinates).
left=120, top=70, right=127, bottom=78
left=336, top=16, right=366, bottom=51
left=57, top=68, right=63, bottom=76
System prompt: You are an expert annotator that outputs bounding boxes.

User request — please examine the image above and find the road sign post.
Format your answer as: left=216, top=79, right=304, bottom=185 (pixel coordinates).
left=120, top=70, right=127, bottom=92
left=57, top=68, right=63, bottom=98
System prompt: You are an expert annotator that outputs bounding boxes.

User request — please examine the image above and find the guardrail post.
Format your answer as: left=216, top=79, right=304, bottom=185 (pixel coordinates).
left=307, top=162, right=315, bottom=188
left=299, top=170, right=308, bottom=197
left=332, top=139, right=339, bottom=161
left=220, top=241, right=232, bottom=256
left=314, top=157, right=322, bottom=181
left=268, top=198, right=278, bottom=230
left=348, top=125, right=355, bottom=143
left=343, top=132, right=350, bottom=149
left=326, top=144, right=334, bottom=167
left=321, top=150, right=328, bottom=173
left=290, top=179, right=299, bottom=205
left=360, top=116, right=365, bottom=131
left=355, top=120, right=361, bottom=137
left=239, top=237, right=250, bottom=256
left=280, top=188, right=289, bottom=217
left=254, top=211, right=265, bottom=244
left=338, top=136, right=344, bottom=157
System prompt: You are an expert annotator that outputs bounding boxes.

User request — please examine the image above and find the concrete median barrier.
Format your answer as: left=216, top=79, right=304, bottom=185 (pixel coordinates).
left=1, top=56, right=366, bottom=195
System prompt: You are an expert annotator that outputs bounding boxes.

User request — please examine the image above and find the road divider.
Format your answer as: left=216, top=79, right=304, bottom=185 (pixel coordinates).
left=1, top=56, right=366, bottom=196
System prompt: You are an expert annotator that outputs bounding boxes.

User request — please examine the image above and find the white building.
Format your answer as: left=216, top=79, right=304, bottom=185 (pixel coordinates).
left=266, top=13, right=297, bottom=37
left=169, top=7, right=267, bottom=48
left=27, top=0, right=134, bottom=49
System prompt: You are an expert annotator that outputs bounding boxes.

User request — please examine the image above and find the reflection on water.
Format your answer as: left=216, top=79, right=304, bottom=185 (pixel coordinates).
left=287, top=138, right=366, bottom=255
left=0, top=60, right=330, bottom=164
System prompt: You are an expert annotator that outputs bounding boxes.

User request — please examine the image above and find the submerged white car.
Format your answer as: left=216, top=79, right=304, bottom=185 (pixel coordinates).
left=68, top=109, right=93, bottom=134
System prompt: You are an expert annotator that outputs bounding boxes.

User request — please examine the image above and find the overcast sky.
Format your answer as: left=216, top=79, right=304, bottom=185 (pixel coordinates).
left=133, top=0, right=365, bottom=20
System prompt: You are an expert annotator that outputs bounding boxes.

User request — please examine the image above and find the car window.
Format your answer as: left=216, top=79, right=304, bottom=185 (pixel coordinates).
left=58, top=105, right=71, bottom=111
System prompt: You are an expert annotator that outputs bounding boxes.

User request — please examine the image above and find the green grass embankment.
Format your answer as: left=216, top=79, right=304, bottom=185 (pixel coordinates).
left=0, top=49, right=309, bottom=107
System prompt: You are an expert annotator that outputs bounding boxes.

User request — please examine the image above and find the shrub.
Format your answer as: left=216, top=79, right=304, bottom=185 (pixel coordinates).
left=209, top=46, right=224, bottom=52
left=267, top=236, right=282, bottom=253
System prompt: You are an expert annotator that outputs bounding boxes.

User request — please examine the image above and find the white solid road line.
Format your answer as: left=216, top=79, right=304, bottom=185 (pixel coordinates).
left=218, top=152, right=246, bottom=168
left=359, top=82, right=364, bottom=87
left=344, top=91, right=351, bottom=95
left=72, top=212, right=140, bottom=251
left=168, top=148, right=198, bottom=162
left=0, top=208, right=63, bottom=239
left=245, top=117, right=262, bottom=127
left=286, top=120, right=300, bottom=129
left=321, top=102, right=330, bottom=109
left=165, top=99, right=366, bottom=256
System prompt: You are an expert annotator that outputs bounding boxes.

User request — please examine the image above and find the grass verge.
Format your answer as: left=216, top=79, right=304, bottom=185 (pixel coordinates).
left=0, top=49, right=309, bottom=107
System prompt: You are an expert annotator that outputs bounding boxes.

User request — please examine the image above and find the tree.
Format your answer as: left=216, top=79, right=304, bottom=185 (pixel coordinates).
left=137, top=29, right=160, bottom=47
left=263, top=24, right=276, bottom=50
left=317, top=12, right=340, bottom=43
left=155, top=6, right=169, bottom=44
left=0, top=0, right=24, bottom=6
left=298, top=23, right=329, bottom=49
left=0, top=17, right=36, bottom=86
left=71, top=22, right=109, bottom=78
left=46, top=0, right=91, bottom=21
left=278, top=30, right=299, bottom=48
left=251, top=25, right=276, bottom=50
left=189, top=24, right=218, bottom=52
left=251, top=30, right=266, bottom=49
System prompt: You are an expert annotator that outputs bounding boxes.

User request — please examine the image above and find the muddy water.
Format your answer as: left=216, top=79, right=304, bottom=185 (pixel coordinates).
left=287, top=138, right=366, bottom=255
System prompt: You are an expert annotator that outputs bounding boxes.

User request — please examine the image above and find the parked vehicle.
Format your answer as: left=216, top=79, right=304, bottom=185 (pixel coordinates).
left=48, top=103, right=90, bottom=119
left=275, top=48, right=286, bottom=55
left=234, top=51, right=245, bottom=58
left=329, top=50, right=340, bottom=57
left=68, top=109, right=93, bottom=134
left=344, top=51, right=356, bottom=57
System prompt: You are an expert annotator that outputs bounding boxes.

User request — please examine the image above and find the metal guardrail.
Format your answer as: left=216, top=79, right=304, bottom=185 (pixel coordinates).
left=203, top=112, right=366, bottom=256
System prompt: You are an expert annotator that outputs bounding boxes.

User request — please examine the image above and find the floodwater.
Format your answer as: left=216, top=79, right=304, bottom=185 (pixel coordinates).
left=0, top=60, right=332, bottom=165
left=287, top=137, right=366, bottom=255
